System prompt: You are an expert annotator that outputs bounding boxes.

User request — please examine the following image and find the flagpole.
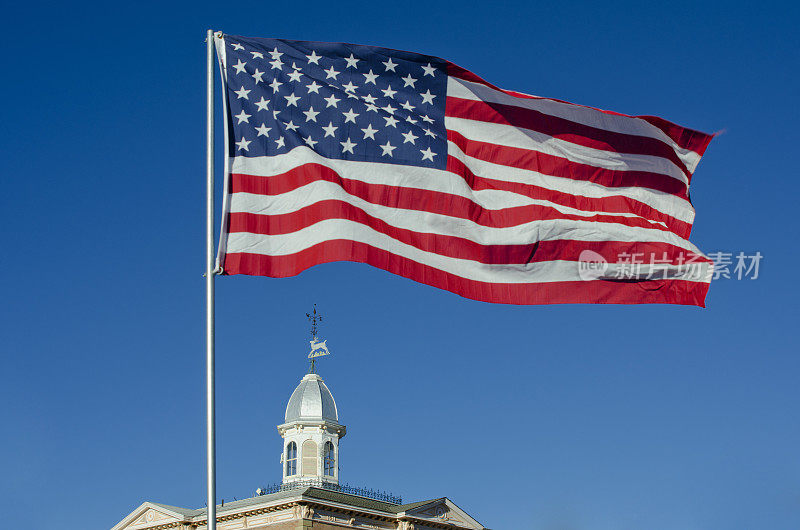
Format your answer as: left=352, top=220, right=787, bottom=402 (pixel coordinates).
left=205, top=28, right=217, bottom=530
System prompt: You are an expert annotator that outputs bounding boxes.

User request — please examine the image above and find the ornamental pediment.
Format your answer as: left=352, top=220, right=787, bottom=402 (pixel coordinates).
left=403, top=499, right=484, bottom=529
left=111, top=502, right=190, bottom=530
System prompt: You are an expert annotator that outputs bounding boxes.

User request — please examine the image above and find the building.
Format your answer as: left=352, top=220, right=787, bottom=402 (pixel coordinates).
left=111, top=367, right=488, bottom=530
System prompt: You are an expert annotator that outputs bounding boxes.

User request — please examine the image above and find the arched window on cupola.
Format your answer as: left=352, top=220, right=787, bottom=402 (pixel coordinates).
left=285, top=442, right=297, bottom=476
left=302, top=440, right=318, bottom=476
left=323, top=441, right=335, bottom=476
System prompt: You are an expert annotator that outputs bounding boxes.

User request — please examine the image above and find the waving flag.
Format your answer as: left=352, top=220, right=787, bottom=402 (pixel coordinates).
left=214, top=34, right=714, bottom=306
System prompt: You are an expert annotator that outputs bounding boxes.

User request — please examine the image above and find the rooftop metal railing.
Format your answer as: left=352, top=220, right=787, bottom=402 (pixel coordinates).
left=255, top=479, right=402, bottom=504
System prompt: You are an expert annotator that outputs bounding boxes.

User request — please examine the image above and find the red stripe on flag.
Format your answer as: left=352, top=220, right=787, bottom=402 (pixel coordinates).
left=230, top=168, right=682, bottom=233
left=447, top=130, right=690, bottom=199
left=444, top=61, right=714, bottom=156
left=638, top=115, right=715, bottom=158
left=227, top=207, right=708, bottom=266
left=222, top=244, right=710, bottom=306
left=445, top=156, right=693, bottom=238
left=446, top=97, right=694, bottom=179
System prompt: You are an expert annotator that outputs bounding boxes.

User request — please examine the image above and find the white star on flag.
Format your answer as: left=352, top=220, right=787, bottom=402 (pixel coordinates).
left=361, top=124, right=378, bottom=140
left=379, top=141, right=396, bottom=157
left=401, top=74, right=417, bottom=88
left=303, top=107, right=320, bottom=122
left=421, top=63, right=436, bottom=76
left=306, top=50, right=321, bottom=64
left=382, top=58, right=397, bottom=72
left=236, top=137, right=251, bottom=151
left=233, top=59, right=247, bottom=74
left=381, top=85, right=397, bottom=99
left=342, top=109, right=359, bottom=123
left=324, top=94, right=341, bottom=108
left=420, top=147, right=436, bottom=161
left=420, top=90, right=436, bottom=104
left=322, top=122, right=338, bottom=137
left=401, top=130, right=418, bottom=144
left=324, top=66, right=340, bottom=80
left=255, top=97, right=270, bottom=111
left=235, top=110, right=251, bottom=124
left=363, top=70, right=379, bottom=85
left=340, top=137, right=357, bottom=153
left=344, top=54, right=360, bottom=68
left=235, top=86, right=251, bottom=99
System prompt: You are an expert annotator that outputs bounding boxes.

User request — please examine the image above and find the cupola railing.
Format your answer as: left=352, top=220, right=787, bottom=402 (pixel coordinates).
left=255, top=479, right=402, bottom=504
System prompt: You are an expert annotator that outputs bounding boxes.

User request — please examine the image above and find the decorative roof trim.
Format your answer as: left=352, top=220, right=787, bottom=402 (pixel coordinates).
left=111, top=489, right=487, bottom=530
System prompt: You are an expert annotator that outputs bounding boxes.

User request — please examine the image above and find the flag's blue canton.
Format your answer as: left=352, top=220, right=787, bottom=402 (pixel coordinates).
left=223, top=36, right=448, bottom=170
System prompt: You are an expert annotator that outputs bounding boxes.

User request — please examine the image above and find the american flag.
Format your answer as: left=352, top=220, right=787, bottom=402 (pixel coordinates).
left=214, top=33, right=715, bottom=306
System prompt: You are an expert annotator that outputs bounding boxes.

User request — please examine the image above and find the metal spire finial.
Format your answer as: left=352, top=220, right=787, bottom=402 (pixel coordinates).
left=305, top=305, right=330, bottom=373
left=306, top=304, right=322, bottom=340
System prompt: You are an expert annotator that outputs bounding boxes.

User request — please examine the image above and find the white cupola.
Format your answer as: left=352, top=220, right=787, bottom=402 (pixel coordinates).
left=277, top=371, right=346, bottom=485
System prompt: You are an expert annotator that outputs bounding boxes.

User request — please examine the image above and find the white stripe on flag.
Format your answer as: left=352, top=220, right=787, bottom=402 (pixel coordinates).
left=232, top=149, right=694, bottom=226
left=445, top=116, right=690, bottom=186
left=447, top=77, right=704, bottom=172
left=446, top=142, right=696, bottom=225
left=229, top=180, right=706, bottom=252
left=226, top=221, right=712, bottom=284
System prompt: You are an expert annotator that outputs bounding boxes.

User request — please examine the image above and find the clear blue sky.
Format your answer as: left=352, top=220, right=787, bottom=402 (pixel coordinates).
left=2, top=1, right=798, bottom=529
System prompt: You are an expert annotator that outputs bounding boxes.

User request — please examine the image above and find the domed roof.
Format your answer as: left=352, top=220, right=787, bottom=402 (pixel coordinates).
left=285, top=373, right=339, bottom=423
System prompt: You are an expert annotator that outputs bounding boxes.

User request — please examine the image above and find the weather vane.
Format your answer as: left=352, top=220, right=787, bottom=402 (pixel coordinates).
left=306, top=304, right=330, bottom=373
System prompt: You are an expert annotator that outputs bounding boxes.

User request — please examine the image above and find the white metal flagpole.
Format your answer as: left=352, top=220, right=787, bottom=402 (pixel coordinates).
left=205, top=28, right=217, bottom=530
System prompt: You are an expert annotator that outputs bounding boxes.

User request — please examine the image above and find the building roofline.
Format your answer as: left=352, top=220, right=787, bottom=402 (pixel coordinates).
left=112, top=488, right=487, bottom=529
